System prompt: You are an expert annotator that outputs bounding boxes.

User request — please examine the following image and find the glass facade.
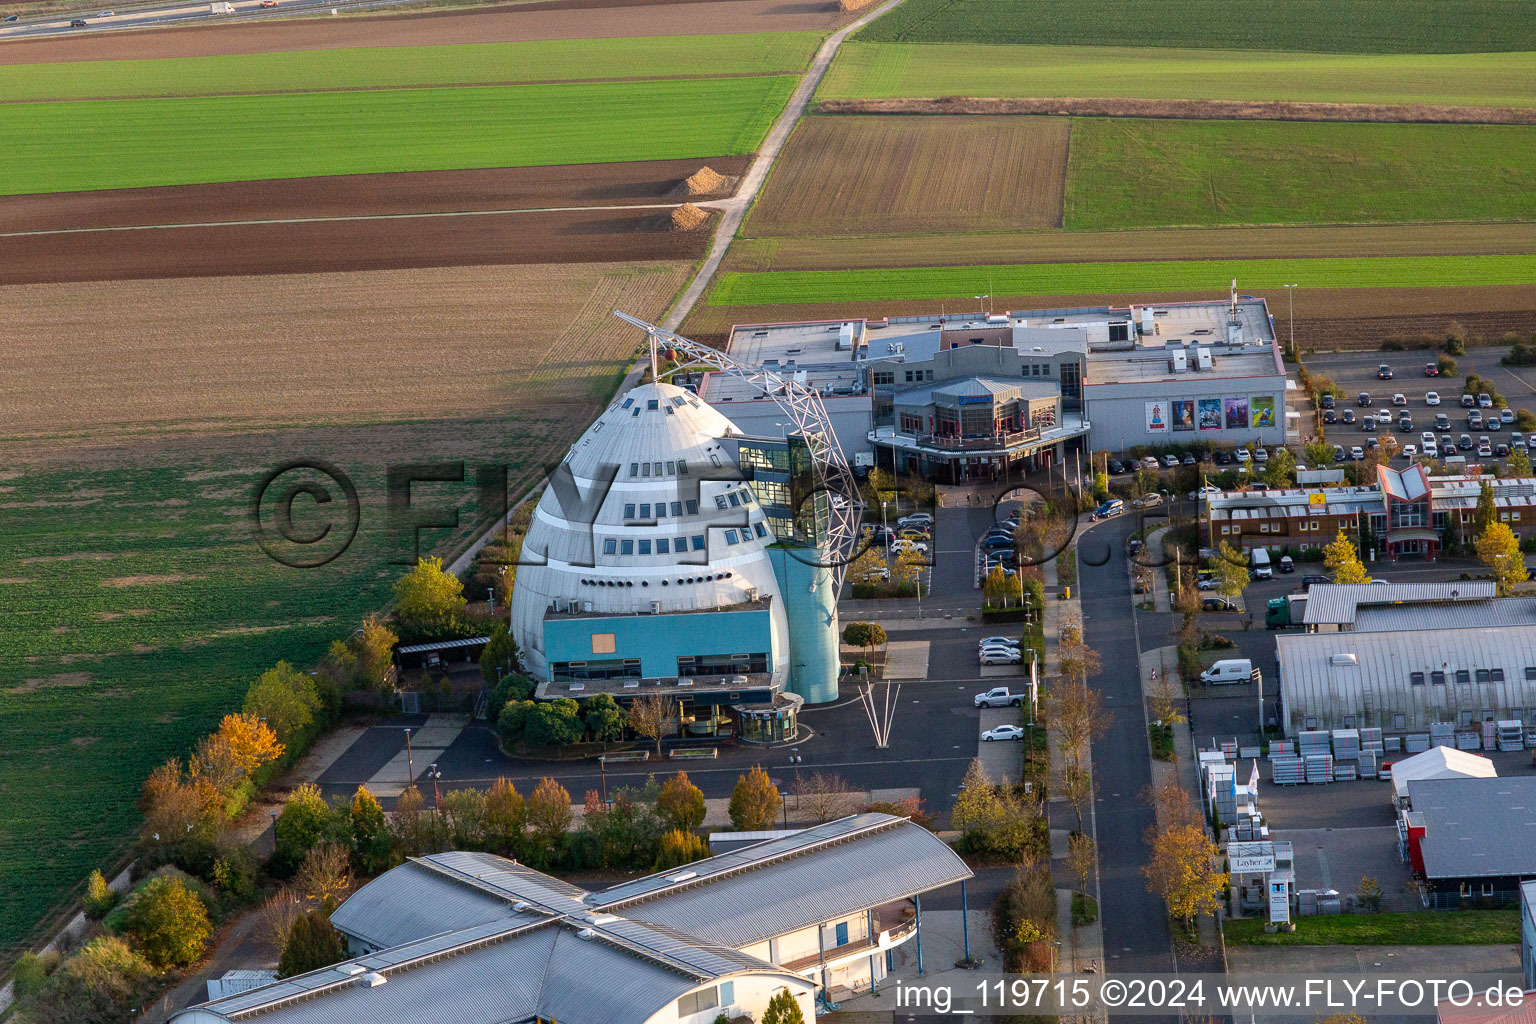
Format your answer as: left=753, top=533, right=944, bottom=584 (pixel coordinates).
left=735, top=697, right=801, bottom=744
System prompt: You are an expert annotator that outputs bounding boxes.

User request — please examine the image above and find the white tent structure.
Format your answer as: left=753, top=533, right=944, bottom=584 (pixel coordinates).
left=1390, top=746, right=1497, bottom=806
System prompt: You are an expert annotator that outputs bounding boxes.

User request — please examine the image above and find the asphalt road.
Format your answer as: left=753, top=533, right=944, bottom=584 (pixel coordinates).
left=1308, top=345, right=1536, bottom=418
left=0, top=0, right=420, bottom=39
left=1078, top=514, right=1178, bottom=974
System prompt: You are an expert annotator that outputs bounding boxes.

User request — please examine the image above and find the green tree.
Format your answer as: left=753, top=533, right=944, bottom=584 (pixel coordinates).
left=348, top=786, right=392, bottom=876
left=393, top=556, right=468, bottom=635
left=841, top=621, right=887, bottom=662
left=389, top=785, right=431, bottom=860
left=120, top=874, right=212, bottom=968
left=1510, top=446, right=1532, bottom=477
left=1213, top=541, right=1251, bottom=599
left=525, top=698, right=584, bottom=748
left=656, top=771, right=706, bottom=832
left=653, top=828, right=710, bottom=871
left=761, top=988, right=807, bottom=1024
left=1304, top=439, right=1334, bottom=468
left=728, top=765, right=782, bottom=831
left=480, top=625, right=522, bottom=688
left=243, top=661, right=322, bottom=744
left=497, top=699, right=536, bottom=748
left=526, top=777, right=573, bottom=856
left=582, top=694, right=626, bottom=744
left=441, top=788, right=488, bottom=850
left=1323, top=529, right=1370, bottom=584
left=1476, top=521, right=1529, bottom=596
left=83, top=869, right=118, bottom=920
left=273, top=783, right=339, bottom=876
left=1474, top=481, right=1498, bottom=536
left=278, top=911, right=347, bottom=978
left=1263, top=446, right=1296, bottom=488
left=353, top=614, right=398, bottom=691
left=10, top=952, right=55, bottom=998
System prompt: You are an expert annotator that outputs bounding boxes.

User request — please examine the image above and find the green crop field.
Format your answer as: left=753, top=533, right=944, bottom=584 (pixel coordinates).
left=0, top=32, right=824, bottom=101
left=0, top=427, right=519, bottom=959
left=0, top=75, right=797, bottom=193
left=1065, top=119, right=1536, bottom=229
left=856, top=0, right=1536, bottom=52
left=821, top=43, right=1536, bottom=108
left=707, top=254, right=1536, bottom=306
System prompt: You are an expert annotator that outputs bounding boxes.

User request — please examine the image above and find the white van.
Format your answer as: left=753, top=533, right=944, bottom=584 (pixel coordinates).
left=1249, top=548, right=1273, bottom=580
left=1201, top=658, right=1254, bottom=686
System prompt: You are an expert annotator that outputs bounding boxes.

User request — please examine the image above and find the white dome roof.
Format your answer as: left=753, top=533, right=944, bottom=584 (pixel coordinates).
left=510, top=382, right=789, bottom=682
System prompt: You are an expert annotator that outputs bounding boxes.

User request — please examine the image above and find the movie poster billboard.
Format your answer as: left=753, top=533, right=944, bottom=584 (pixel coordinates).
left=1145, top=401, right=1168, bottom=432
left=1251, top=395, right=1276, bottom=429
left=1224, top=397, right=1249, bottom=430
left=1198, top=399, right=1222, bottom=430
left=1171, top=399, right=1196, bottom=431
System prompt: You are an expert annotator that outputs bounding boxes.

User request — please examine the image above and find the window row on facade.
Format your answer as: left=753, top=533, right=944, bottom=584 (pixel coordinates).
left=601, top=522, right=769, bottom=557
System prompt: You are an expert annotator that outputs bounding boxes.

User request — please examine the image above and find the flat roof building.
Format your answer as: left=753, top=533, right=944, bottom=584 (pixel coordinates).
left=172, top=814, right=972, bottom=1024
left=1403, top=776, right=1536, bottom=897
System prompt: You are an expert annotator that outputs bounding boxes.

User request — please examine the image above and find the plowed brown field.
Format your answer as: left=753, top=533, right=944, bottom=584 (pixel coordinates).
left=0, top=158, right=748, bottom=232
left=0, top=0, right=850, bottom=64
left=745, top=115, right=1070, bottom=236
left=0, top=260, right=692, bottom=447
left=681, top=285, right=1536, bottom=351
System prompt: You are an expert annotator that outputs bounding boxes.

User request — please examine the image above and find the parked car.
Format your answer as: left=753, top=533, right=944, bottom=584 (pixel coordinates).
left=1106, top=458, right=1126, bottom=474
left=1442, top=434, right=1457, bottom=452
left=981, top=535, right=1014, bottom=551
left=1300, top=574, right=1332, bottom=591
left=1197, top=575, right=1220, bottom=591
left=1235, top=448, right=1252, bottom=462
left=1378, top=364, right=1394, bottom=379
left=1424, top=363, right=1440, bottom=377
left=1496, top=442, right=1511, bottom=457
left=1423, top=442, right=1439, bottom=458
left=1140, top=456, right=1160, bottom=470
left=1469, top=410, right=1484, bottom=429
left=1462, top=394, right=1476, bottom=407
left=1425, top=391, right=1441, bottom=405
left=1460, top=433, right=1474, bottom=451
left=1279, top=555, right=1295, bottom=574
left=1323, top=409, right=1337, bottom=424
left=1502, top=408, right=1516, bottom=424
left=1341, top=409, right=1356, bottom=425
left=1321, top=394, right=1336, bottom=409
left=974, top=686, right=1026, bottom=706
left=1489, top=417, right=1502, bottom=432
left=1401, top=444, right=1417, bottom=458
left=1362, top=415, right=1376, bottom=432
left=1131, top=492, right=1163, bottom=508
left=898, top=513, right=933, bottom=528
left=890, top=538, right=928, bottom=554
left=1202, top=596, right=1236, bottom=612
left=1253, top=447, right=1269, bottom=462
left=1398, top=416, right=1413, bottom=432
left=1350, top=446, right=1365, bottom=460
left=978, top=647, right=1022, bottom=667
left=1215, top=449, right=1233, bottom=464
left=1189, top=484, right=1222, bottom=501
left=1161, top=453, right=1180, bottom=468
left=1181, top=453, right=1196, bottom=466
left=1435, top=413, right=1450, bottom=430
left=982, top=725, right=1025, bottom=742
left=1479, top=393, right=1494, bottom=408
left=1392, top=393, right=1407, bottom=406
left=1513, top=432, right=1526, bottom=447
left=1332, top=444, right=1346, bottom=462
left=1358, top=392, right=1372, bottom=406
left=1478, top=440, right=1494, bottom=457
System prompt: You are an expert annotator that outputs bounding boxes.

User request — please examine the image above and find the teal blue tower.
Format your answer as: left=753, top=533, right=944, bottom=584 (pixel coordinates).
left=768, top=545, right=839, bottom=704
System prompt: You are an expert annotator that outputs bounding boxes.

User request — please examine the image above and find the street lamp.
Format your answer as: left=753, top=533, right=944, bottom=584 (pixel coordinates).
left=1050, top=940, right=1062, bottom=974
left=974, top=294, right=990, bottom=316
left=403, top=728, right=414, bottom=790
left=427, top=763, right=443, bottom=817
left=778, top=791, right=788, bottom=829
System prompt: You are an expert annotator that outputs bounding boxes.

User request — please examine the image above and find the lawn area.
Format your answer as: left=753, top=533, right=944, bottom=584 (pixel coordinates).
left=0, top=32, right=824, bottom=101
left=821, top=43, right=1536, bottom=108
left=1224, top=910, right=1519, bottom=945
left=707, top=254, right=1536, bottom=306
left=0, top=76, right=797, bottom=193
left=1065, top=119, right=1536, bottom=229
left=856, top=0, right=1536, bottom=52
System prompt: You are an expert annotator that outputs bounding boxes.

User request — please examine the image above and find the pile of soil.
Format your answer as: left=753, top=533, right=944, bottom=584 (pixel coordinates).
left=670, top=203, right=710, bottom=231
left=838, top=0, right=879, bottom=10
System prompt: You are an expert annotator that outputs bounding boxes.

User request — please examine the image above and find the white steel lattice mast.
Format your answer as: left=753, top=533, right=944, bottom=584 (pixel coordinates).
left=613, top=311, right=862, bottom=587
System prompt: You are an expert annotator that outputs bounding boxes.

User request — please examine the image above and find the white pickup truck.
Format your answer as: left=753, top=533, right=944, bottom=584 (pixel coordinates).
left=974, top=686, right=1026, bottom=708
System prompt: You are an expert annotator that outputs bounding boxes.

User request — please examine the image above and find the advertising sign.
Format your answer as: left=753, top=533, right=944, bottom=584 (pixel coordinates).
left=1269, top=879, right=1291, bottom=924
left=1225, top=397, right=1249, bottom=429
left=1198, top=399, right=1222, bottom=430
left=1146, top=401, right=1168, bottom=432
left=1229, top=842, right=1276, bottom=874
left=1252, top=395, right=1276, bottom=428
left=1171, top=399, right=1196, bottom=431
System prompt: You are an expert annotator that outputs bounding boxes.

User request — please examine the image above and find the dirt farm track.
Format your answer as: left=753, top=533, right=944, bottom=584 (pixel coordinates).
left=0, top=158, right=745, bottom=283
left=0, top=0, right=853, bottom=63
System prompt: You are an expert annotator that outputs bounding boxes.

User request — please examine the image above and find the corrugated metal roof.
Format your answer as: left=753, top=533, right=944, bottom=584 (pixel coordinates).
left=395, top=637, right=491, bottom=655
left=1276, top=626, right=1536, bottom=732
left=1408, top=777, right=1536, bottom=880
left=329, top=860, right=543, bottom=951
left=1301, top=582, right=1496, bottom=626
left=590, top=814, right=972, bottom=948
left=1353, top=596, right=1536, bottom=632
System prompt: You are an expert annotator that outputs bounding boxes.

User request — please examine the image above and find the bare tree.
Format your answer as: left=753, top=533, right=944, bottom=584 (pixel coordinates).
left=1050, top=676, right=1112, bottom=771
left=627, top=693, right=676, bottom=757
left=791, top=773, right=859, bottom=824
left=260, top=888, right=304, bottom=952
left=1149, top=669, right=1185, bottom=730
left=1061, top=763, right=1095, bottom=833
left=294, top=842, right=352, bottom=913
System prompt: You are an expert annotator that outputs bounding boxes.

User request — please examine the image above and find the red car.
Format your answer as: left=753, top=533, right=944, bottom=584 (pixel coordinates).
left=260, top=1, right=277, bottom=6
left=1425, top=363, right=1439, bottom=377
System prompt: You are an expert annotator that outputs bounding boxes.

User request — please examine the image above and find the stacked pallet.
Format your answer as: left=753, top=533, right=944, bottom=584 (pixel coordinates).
left=1358, top=751, right=1378, bottom=778
left=1298, top=730, right=1331, bottom=757
left=1360, top=728, right=1385, bottom=755
left=1219, top=738, right=1239, bottom=759
left=1457, top=731, right=1482, bottom=751
left=1334, top=763, right=1358, bottom=782
left=1405, top=733, right=1431, bottom=753
left=1268, top=739, right=1295, bottom=758
left=1497, top=720, right=1525, bottom=752
left=1331, top=729, right=1360, bottom=759
left=1430, top=722, right=1454, bottom=748
left=1305, top=753, right=1334, bottom=784
left=1271, top=756, right=1305, bottom=785
left=1384, top=735, right=1403, bottom=752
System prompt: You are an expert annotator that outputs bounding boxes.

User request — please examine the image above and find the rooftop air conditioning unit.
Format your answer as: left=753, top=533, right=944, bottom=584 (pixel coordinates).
left=1196, top=347, right=1213, bottom=371
left=1168, top=347, right=1188, bottom=373
left=582, top=601, right=593, bottom=613
left=747, top=587, right=759, bottom=601
left=1140, top=307, right=1155, bottom=335
left=550, top=598, right=565, bottom=613
left=650, top=601, right=661, bottom=614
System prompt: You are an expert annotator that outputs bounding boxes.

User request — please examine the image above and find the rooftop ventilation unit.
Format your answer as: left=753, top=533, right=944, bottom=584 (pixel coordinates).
left=1140, top=307, right=1155, bottom=335
left=1167, top=347, right=1188, bottom=373
left=1195, top=347, right=1213, bottom=372
left=667, top=870, right=698, bottom=882
left=1330, top=653, right=1359, bottom=666
left=577, top=928, right=597, bottom=940
left=357, top=973, right=387, bottom=989
left=340, top=965, right=367, bottom=977
left=513, top=901, right=530, bottom=913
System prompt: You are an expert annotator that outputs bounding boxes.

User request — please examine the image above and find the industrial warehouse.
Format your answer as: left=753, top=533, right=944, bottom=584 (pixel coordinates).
left=699, top=293, right=1288, bottom=482
left=174, top=814, right=971, bottom=1024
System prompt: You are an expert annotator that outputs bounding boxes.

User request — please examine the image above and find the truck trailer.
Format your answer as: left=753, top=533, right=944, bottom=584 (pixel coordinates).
left=209, top=2, right=234, bottom=13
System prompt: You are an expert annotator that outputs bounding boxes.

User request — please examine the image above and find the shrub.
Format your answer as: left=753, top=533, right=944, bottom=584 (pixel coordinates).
left=272, top=783, right=340, bottom=877
left=83, top=869, right=118, bottom=920
left=11, top=951, right=58, bottom=997
left=119, top=874, right=212, bottom=968
left=10, top=937, right=152, bottom=1024
left=653, top=829, right=710, bottom=871
left=278, top=911, right=347, bottom=978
